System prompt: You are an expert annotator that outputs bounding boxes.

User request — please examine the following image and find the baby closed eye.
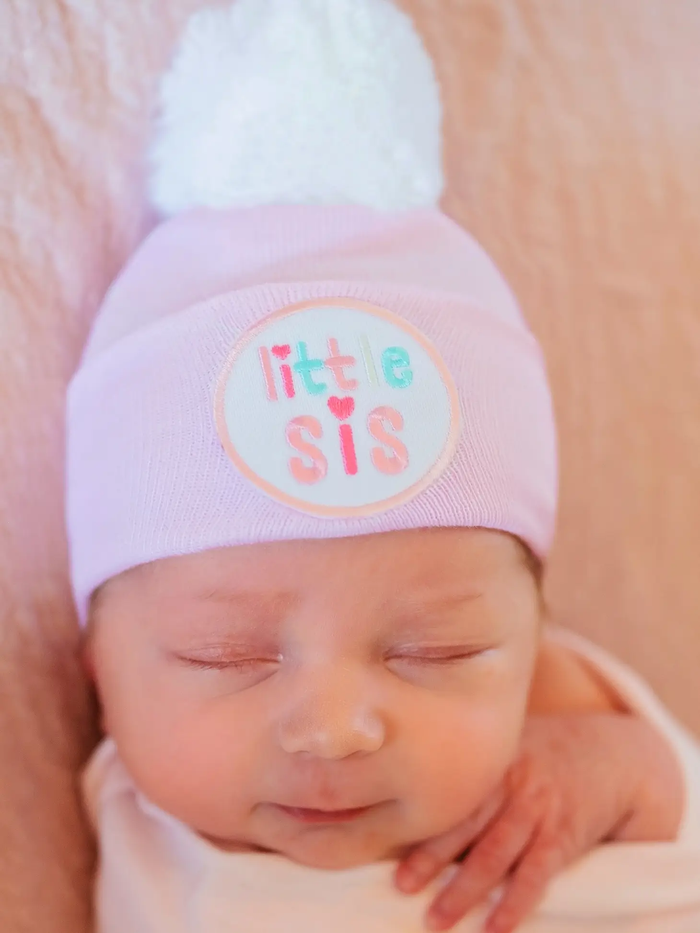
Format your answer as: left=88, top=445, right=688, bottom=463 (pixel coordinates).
left=167, top=644, right=493, bottom=681
left=169, top=645, right=282, bottom=673
left=179, top=657, right=278, bottom=672
left=385, top=646, right=492, bottom=670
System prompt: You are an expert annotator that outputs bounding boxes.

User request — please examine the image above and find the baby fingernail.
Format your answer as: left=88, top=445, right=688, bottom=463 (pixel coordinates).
left=398, top=873, right=419, bottom=893
left=398, top=855, right=432, bottom=891
left=427, top=907, right=451, bottom=931
left=484, top=914, right=509, bottom=933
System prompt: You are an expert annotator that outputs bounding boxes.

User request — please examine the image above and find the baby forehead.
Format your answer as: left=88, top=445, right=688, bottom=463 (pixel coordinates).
left=105, top=529, right=530, bottom=637
left=136, top=563, right=484, bottom=618
left=136, top=581, right=495, bottom=649
left=130, top=528, right=523, bottom=594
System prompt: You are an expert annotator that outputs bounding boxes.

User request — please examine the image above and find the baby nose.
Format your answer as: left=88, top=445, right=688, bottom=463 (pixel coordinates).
left=277, top=666, right=385, bottom=759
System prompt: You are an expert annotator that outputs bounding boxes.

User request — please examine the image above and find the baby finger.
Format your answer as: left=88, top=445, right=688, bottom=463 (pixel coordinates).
left=425, top=800, right=540, bottom=931
left=484, top=824, right=563, bottom=933
left=396, top=788, right=507, bottom=894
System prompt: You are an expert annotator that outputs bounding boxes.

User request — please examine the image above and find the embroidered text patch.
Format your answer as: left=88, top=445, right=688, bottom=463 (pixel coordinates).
left=215, top=299, right=460, bottom=517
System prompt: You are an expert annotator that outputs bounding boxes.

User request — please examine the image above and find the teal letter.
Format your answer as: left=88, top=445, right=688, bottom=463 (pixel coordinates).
left=381, top=347, right=413, bottom=389
left=293, top=341, right=327, bottom=395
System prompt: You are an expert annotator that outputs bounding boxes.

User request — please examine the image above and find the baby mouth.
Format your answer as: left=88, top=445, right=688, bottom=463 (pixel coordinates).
left=273, top=804, right=378, bottom=824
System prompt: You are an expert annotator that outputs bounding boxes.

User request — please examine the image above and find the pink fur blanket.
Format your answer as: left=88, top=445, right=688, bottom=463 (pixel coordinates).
left=1, top=2, right=699, bottom=929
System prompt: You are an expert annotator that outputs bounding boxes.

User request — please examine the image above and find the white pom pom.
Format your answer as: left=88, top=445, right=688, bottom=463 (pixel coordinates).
left=148, top=0, right=443, bottom=215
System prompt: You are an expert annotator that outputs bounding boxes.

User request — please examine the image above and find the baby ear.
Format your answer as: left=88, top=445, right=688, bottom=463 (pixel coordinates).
left=80, top=635, right=96, bottom=682
left=80, top=637, right=111, bottom=733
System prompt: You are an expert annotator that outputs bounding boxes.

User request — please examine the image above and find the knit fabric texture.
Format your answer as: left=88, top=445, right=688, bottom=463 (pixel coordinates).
left=66, top=205, right=558, bottom=622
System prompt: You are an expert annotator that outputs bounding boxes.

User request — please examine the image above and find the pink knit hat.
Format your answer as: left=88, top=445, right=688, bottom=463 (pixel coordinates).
left=66, top=0, right=557, bottom=622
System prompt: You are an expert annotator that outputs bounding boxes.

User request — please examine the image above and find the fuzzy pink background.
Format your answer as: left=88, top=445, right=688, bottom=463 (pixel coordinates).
left=1, top=2, right=699, bottom=927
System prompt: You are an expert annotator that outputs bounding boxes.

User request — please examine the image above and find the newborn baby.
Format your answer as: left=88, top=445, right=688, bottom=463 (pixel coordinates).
left=82, top=529, right=694, bottom=933
left=67, top=2, right=700, bottom=931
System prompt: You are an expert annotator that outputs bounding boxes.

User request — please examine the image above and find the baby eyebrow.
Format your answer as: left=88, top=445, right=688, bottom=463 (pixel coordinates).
left=387, top=590, right=485, bottom=615
left=197, top=588, right=298, bottom=616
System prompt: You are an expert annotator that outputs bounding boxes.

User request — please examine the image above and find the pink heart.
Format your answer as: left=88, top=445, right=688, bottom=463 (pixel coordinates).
left=328, top=396, right=355, bottom=421
left=271, top=344, right=291, bottom=360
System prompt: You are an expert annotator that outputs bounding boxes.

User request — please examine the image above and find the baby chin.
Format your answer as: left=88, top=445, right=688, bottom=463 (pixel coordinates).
left=252, top=799, right=408, bottom=869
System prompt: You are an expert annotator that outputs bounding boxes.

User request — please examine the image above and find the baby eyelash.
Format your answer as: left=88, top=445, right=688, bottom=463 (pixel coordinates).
left=177, top=648, right=488, bottom=673
left=388, top=647, right=488, bottom=665
left=179, top=656, right=274, bottom=672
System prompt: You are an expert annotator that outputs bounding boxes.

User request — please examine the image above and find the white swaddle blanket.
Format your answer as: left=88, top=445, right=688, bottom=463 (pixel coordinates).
left=83, top=627, right=700, bottom=932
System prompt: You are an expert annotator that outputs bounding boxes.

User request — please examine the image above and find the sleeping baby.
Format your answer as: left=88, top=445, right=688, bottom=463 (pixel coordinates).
left=67, top=1, right=700, bottom=931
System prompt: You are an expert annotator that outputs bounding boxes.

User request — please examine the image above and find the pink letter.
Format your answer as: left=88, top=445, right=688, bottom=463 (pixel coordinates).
left=368, top=406, right=409, bottom=475
left=325, top=338, right=358, bottom=391
left=258, top=346, right=278, bottom=401
left=339, top=423, right=358, bottom=476
left=280, top=363, right=295, bottom=398
left=286, top=416, right=327, bottom=484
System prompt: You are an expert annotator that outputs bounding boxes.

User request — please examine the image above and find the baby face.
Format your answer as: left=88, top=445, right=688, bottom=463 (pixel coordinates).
left=87, top=528, right=541, bottom=870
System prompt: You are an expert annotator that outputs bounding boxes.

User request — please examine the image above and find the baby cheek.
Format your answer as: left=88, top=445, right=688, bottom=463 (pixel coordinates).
left=404, top=703, right=525, bottom=833
left=114, top=692, right=263, bottom=834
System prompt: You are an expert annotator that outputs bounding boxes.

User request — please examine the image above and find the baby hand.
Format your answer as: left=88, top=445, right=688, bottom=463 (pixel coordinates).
left=395, top=712, right=683, bottom=933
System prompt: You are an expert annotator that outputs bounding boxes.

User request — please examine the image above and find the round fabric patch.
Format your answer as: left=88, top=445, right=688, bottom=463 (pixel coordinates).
left=215, top=298, right=460, bottom=517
